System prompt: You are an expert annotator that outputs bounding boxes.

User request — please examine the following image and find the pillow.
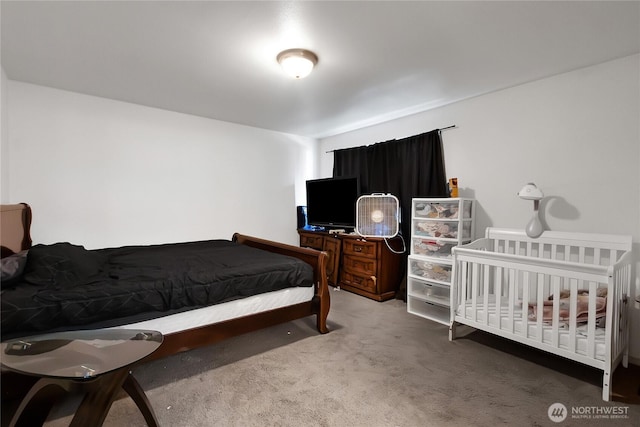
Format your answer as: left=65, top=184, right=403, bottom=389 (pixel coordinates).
left=22, top=243, right=107, bottom=287
left=1, top=250, right=29, bottom=288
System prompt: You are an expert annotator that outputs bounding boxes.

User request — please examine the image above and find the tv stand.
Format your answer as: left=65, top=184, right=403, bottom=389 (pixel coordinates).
left=298, top=229, right=404, bottom=301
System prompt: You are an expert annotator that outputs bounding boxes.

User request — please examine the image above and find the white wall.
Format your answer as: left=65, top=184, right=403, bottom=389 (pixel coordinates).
left=7, top=82, right=318, bottom=248
left=1, top=67, right=9, bottom=203
left=320, top=55, right=640, bottom=360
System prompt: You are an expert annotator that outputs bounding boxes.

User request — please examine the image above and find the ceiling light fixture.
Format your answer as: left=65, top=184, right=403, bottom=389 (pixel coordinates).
left=277, top=48, right=318, bottom=79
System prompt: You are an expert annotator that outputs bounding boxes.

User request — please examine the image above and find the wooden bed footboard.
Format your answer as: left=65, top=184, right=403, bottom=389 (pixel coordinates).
left=232, top=233, right=330, bottom=332
left=146, top=234, right=330, bottom=361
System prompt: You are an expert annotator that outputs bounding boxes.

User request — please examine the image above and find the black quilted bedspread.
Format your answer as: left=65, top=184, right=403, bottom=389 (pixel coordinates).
left=1, top=240, right=313, bottom=339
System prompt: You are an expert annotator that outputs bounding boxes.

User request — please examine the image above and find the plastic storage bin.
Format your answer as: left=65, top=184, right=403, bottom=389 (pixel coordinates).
left=408, top=277, right=450, bottom=306
left=412, top=220, right=472, bottom=240
left=413, top=200, right=473, bottom=220
left=411, top=238, right=456, bottom=258
left=409, top=258, right=452, bottom=283
left=407, top=298, right=450, bottom=324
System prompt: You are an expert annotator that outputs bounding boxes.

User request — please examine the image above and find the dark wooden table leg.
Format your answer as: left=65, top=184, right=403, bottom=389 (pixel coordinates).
left=68, top=368, right=159, bottom=427
left=122, top=372, right=160, bottom=427
left=4, top=368, right=158, bottom=427
left=69, top=368, right=130, bottom=427
left=5, top=378, right=68, bottom=427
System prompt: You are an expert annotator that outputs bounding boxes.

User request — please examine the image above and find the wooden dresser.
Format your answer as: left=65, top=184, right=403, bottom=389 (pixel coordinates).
left=339, top=234, right=404, bottom=301
left=297, top=230, right=342, bottom=286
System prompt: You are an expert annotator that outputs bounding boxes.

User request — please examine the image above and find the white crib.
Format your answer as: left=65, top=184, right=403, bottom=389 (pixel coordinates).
left=449, top=228, right=633, bottom=401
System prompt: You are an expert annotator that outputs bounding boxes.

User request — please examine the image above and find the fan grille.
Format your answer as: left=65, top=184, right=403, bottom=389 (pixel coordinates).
left=355, top=194, right=400, bottom=238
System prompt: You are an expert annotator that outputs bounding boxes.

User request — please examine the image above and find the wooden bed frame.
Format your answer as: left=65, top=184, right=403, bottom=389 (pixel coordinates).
left=0, top=203, right=330, bottom=363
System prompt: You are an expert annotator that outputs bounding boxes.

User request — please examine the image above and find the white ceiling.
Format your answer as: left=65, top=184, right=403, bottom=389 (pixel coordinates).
left=2, top=1, right=639, bottom=139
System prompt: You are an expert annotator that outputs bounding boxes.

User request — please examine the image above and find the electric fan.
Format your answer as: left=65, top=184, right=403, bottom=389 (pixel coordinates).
left=355, top=194, right=400, bottom=238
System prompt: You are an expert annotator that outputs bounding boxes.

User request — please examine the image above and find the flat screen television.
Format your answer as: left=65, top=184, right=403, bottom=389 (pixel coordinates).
left=305, top=176, right=360, bottom=229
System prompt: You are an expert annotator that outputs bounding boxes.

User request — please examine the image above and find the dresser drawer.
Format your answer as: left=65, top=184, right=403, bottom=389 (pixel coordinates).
left=343, top=255, right=377, bottom=276
left=299, top=234, right=324, bottom=250
left=341, top=270, right=377, bottom=293
left=342, top=238, right=377, bottom=258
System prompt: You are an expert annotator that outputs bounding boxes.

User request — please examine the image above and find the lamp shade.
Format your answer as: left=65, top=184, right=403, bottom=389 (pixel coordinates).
left=518, top=183, right=544, bottom=201
left=518, top=182, right=544, bottom=238
left=277, top=49, right=318, bottom=79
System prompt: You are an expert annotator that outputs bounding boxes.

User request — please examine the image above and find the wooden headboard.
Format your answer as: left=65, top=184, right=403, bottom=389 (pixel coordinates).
left=0, top=203, right=33, bottom=258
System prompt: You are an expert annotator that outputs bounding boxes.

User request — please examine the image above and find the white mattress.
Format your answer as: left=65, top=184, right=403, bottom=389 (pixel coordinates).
left=458, top=301, right=606, bottom=361
left=111, top=286, right=315, bottom=336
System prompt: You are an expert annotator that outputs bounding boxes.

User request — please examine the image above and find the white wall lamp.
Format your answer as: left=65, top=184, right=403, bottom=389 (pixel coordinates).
left=277, top=48, right=318, bottom=79
left=518, top=182, right=544, bottom=238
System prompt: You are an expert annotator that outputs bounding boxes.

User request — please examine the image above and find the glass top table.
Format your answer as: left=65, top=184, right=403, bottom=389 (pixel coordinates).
left=1, top=329, right=163, bottom=427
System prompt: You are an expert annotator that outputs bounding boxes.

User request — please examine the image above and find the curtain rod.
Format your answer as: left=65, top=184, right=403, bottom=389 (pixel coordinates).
left=325, top=125, right=457, bottom=154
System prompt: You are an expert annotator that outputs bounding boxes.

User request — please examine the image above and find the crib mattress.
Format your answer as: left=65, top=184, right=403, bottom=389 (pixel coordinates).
left=457, top=301, right=606, bottom=361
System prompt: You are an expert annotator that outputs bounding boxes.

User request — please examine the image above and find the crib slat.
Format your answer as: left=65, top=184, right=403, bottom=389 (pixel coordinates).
left=522, top=271, right=530, bottom=339
left=579, top=246, right=585, bottom=264
left=609, top=277, right=618, bottom=358
left=483, top=263, right=490, bottom=326
left=536, top=274, right=544, bottom=342
left=460, top=261, right=468, bottom=319
left=587, top=282, right=597, bottom=359
left=551, top=276, right=561, bottom=348
left=495, top=267, right=503, bottom=332
left=508, top=269, right=516, bottom=334
left=594, top=248, right=601, bottom=266
left=471, top=262, right=479, bottom=322
left=568, top=278, right=577, bottom=354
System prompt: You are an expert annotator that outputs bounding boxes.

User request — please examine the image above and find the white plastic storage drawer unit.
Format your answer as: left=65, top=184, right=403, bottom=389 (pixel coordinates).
left=407, top=198, right=474, bottom=325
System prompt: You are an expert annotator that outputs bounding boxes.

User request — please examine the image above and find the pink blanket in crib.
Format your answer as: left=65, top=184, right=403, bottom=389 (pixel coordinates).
left=528, top=296, right=606, bottom=322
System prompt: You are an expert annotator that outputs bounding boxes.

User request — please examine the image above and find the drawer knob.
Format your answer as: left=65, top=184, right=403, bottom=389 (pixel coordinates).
left=354, top=246, right=363, bottom=252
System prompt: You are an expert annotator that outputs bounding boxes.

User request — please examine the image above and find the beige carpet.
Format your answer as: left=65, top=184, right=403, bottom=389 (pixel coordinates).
left=44, top=288, right=639, bottom=426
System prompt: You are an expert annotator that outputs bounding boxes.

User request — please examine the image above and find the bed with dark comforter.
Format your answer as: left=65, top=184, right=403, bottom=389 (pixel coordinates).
left=2, top=239, right=314, bottom=339
left=0, top=203, right=330, bottom=358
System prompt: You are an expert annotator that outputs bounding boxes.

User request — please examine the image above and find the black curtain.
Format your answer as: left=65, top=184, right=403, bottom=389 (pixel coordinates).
left=333, top=129, right=448, bottom=241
